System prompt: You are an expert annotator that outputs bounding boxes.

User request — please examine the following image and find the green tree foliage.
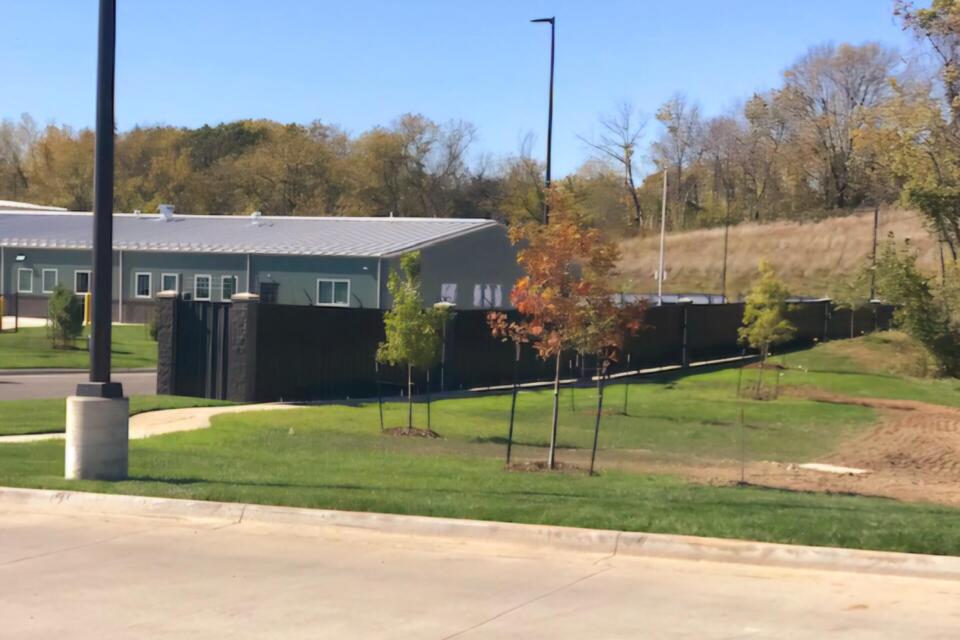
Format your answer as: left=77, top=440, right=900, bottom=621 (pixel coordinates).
left=830, top=266, right=872, bottom=338
left=875, top=238, right=960, bottom=376
left=46, top=284, right=83, bottom=349
left=377, top=252, right=450, bottom=430
left=739, top=260, right=795, bottom=396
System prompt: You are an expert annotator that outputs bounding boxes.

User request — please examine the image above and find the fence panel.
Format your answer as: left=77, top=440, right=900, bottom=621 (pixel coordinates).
left=159, top=298, right=898, bottom=402
left=686, top=303, right=745, bottom=362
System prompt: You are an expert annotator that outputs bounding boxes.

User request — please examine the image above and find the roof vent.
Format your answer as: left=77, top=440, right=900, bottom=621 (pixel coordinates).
left=158, top=204, right=175, bottom=221
left=250, top=210, right=263, bottom=226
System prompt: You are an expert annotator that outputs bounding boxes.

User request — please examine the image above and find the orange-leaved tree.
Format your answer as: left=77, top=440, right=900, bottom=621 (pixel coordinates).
left=568, top=267, right=645, bottom=475
left=489, top=189, right=645, bottom=470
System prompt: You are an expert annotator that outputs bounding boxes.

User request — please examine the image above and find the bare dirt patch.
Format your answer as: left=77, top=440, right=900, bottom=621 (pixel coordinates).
left=505, top=460, right=589, bottom=474
left=527, top=391, right=960, bottom=506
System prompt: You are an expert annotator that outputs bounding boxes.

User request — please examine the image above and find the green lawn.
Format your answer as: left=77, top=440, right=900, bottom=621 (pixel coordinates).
left=775, top=332, right=960, bottom=407
left=0, top=395, right=233, bottom=437
left=1, top=402, right=958, bottom=556
left=0, top=324, right=157, bottom=369
left=2, top=333, right=960, bottom=556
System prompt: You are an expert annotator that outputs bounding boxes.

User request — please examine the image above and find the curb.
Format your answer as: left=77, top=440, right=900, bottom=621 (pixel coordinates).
left=2, top=486, right=959, bottom=581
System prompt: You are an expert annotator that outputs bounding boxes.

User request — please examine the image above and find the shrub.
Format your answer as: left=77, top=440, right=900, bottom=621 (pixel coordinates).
left=47, top=284, right=83, bottom=349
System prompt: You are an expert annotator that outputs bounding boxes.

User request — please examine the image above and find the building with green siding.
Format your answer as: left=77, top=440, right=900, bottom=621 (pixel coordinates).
left=0, top=209, right=520, bottom=323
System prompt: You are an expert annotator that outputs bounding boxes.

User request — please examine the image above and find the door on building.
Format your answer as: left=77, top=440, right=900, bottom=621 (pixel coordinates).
left=259, top=282, right=279, bottom=304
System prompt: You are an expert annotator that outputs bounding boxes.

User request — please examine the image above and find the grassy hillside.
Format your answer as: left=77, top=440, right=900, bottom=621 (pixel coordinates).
left=618, top=208, right=941, bottom=298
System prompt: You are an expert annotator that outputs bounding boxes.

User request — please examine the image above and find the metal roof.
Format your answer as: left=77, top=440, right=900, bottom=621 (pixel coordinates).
left=0, top=211, right=500, bottom=258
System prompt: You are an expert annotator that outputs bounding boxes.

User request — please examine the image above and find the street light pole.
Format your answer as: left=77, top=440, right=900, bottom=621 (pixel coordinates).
left=531, top=17, right=555, bottom=225
left=657, top=170, right=668, bottom=306
left=81, top=0, right=121, bottom=399
left=66, top=0, right=128, bottom=481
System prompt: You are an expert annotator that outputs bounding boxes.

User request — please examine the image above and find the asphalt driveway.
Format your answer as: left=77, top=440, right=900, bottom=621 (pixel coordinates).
left=0, top=370, right=156, bottom=400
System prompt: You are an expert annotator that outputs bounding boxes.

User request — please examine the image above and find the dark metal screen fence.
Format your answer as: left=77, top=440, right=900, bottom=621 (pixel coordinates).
left=155, top=296, right=895, bottom=403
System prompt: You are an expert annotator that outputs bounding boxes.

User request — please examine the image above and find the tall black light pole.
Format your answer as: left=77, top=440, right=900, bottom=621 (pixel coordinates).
left=531, top=17, right=555, bottom=225
left=81, top=0, right=121, bottom=399
left=66, top=0, right=127, bottom=482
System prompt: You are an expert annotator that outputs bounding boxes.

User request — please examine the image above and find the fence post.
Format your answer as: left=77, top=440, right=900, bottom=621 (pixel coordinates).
left=227, top=292, right=260, bottom=402
left=155, top=291, right=179, bottom=395
left=680, top=299, right=692, bottom=368
left=822, top=299, right=831, bottom=342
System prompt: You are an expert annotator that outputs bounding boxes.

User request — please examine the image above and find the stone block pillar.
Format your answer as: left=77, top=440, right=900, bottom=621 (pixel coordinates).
left=227, top=292, right=260, bottom=402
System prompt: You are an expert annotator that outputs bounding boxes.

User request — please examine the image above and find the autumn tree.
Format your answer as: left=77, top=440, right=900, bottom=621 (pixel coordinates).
left=377, top=251, right=450, bottom=433
left=0, top=114, right=37, bottom=201
left=567, top=268, right=645, bottom=475
left=652, top=94, right=703, bottom=229
left=779, top=43, right=898, bottom=209
left=896, top=0, right=960, bottom=128
left=579, top=102, right=647, bottom=229
left=739, top=260, right=795, bottom=397
left=489, top=189, right=635, bottom=469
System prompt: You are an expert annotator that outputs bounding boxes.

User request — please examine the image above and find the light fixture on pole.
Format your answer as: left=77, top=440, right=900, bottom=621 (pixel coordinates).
left=13, top=254, right=25, bottom=333
left=433, top=301, right=456, bottom=391
left=531, top=16, right=555, bottom=225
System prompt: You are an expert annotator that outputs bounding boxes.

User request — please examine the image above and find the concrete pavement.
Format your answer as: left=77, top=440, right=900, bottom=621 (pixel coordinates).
left=0, top=315, right=48, bottom=329
left=0, top=370, right=156, bottom=400
left=2, top=504, right=959, bottom=638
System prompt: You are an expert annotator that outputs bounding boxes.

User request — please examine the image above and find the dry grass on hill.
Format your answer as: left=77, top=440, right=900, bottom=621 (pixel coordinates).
left=618, top=208, right=941, bottom=298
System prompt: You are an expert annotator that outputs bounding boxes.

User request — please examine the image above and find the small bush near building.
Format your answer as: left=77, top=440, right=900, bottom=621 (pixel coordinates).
left=47, top=284, right=83, bottom=349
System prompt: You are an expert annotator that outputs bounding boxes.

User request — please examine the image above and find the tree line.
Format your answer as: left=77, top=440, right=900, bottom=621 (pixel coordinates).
left=1, top=2, right=958, bottom=242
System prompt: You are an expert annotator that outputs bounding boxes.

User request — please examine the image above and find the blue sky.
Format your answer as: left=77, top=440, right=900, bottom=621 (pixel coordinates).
left=3, top=1, right=910, bottom=176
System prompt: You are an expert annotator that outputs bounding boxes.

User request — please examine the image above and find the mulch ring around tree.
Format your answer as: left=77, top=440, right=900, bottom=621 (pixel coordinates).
left=505, top=460, right=592, bottom=474
left=577, top=408, right=628, bottom=417
left=383, top=426, right=441, bottom=438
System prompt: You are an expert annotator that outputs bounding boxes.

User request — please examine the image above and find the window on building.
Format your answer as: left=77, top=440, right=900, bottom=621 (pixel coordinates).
left=440, top=283, right=458, bottom=304
left=41, top=269, right=58, bottom=293
left=134, top=272, right=152, bottom=298
left=472, top=283, right=503, bottom=309
left=74, top=270, right=91, bottom=294
left=221, top=275, right=238, bottom=301
left=195, top=275, right=212, bottom=301
left=161, top=273, right=179, bottom=293
left=17, top=268, right=32, bottom=293
left=316, top=278, right=350, bottom=306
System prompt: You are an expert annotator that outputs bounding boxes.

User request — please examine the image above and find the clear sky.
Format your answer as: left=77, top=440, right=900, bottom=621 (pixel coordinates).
left=3, top=1, right=911, bottom=176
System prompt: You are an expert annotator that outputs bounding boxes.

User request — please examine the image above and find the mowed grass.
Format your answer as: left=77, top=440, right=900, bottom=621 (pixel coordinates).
left=775, top=331, right=960, bottom=407
left=0, top=395, right=234, bottom=437
left=0, top=324, right=157, bottom=369
left=2, top=402, right=959, bottom=555
left=3, top=334, right=960, bottom=555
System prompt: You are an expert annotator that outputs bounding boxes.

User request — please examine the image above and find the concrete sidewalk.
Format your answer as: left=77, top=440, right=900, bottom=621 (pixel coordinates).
left=0, top=402, right=299, bottom=443
left=2, top=501, right=958, bottom=639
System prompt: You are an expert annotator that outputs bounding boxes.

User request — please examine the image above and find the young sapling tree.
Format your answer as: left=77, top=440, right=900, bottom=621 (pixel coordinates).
left=377, top=252, right=450, bottom=433
left=738, top=260, right=795, bottom=398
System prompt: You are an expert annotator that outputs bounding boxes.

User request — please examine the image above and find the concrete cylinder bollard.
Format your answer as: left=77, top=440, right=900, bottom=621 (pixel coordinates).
left=65, top=396, right=129, bottom=480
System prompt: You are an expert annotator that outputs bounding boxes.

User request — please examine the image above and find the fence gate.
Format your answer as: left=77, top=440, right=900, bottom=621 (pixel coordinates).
left=174, top=300, right=231, bottom=399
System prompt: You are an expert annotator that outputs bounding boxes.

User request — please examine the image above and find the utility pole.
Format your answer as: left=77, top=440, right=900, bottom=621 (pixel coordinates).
left=720, top=204, right=731, bottom=303
left=66, top=0, right=128, bottom=481
left=531, top=17, right=555, bottom=224
left=869, top=204, right=879, bottom=300
left=657, top=170, right=668, bottom=305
